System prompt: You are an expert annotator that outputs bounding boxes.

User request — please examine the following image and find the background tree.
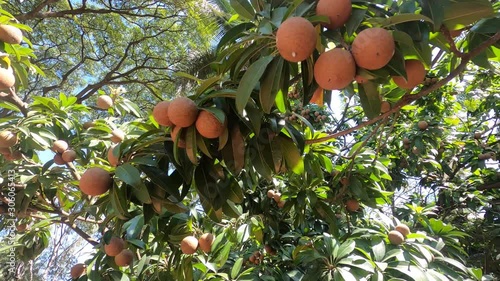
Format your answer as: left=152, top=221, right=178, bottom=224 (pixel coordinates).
left=0, top=0, right=499, bottom=280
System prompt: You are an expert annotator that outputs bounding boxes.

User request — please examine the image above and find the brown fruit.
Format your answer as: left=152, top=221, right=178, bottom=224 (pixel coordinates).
left=53, top=154, right=66, bottom=165
left=52, top=140, right=69, bottom=153
left=110, top=129, right=125, bottom=143
left=16, top=223, right=27, bottom=232
left=340, top=177, right=350, bottom=186
left=314, top=48, right=355, bottom=90
left=395, top=224, right=411, bottom=237
left=82, top=121, right=95, bottom=129
left=62, top=150, right=77, bottom=162
left=152, top=100, right=173, bottom=126
left=316, top=0, right=352, bottom=29
left=104, top=237, right=125, bottom=257
left=171, top=126, right=186, bottom=148
left=267, top=189, right=275, bottom=198
left=449, top=29, right=462, bottom=38
left=195, top=110, right=226, bottom=139
left=478, top=153, right=491, bottom=160
left=0, top=147, right=10, bottom=155
left=181, top=235, right=199, bottom=254
left=198, top=233, right=214, bottom=253
left=276, top=17, right=317, bottom=62
left=392, top=60, right=426, bottom=89
left=5, top=150, right=22, bottom=161
left=97, top=95, right=113, bottom=110
left=107, top=145, right=119, bottom=167
left=380, top=101, right=391, bottom=114
left=167, top=97, right=199, bottom=128
left=70, top=263, right=86, bottom=279
left=388, top=230, right=405, bottom=245
left=0, top=131, right=18, bottom=148
left=403, top=138, right=411, bottom=145
left=273, top=192, right=281, bottom=203
left=474, top=132, right=482, bottom=139
left=277, top=200, right=286, bottom=208
left=0, top=25, right=23, bottom=44
left=79, top=167, right=112, bottom=196
left=264, top=244, right=276, bottom=255
left=115, top=249, right=134, bottom=267
left=345, top=199, right=359, bottom=212
left=0, top=67, right=15, bottom=89
left=418, top=120, right=428, bottom=130
left=351, top=28, right=395, bottom=70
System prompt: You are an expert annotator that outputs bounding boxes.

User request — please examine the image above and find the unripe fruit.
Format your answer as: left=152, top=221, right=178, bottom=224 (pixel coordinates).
left=110, top=129, right=125, bottom=143
left=314, top=48, right=355, bottom=90
left=388, top=230, right=405, bottom=245
left=107, top=145, right=119, bottom=167
left=114, top=249, right=134, bottom=267
left=345, top=199, right=359, bottom=212
left=316, top=0, right=352, bottom=29
left=392, top=60, right=426, bottom=89
left=0, top=67, right=15, bottom=89
left=96, top=95, right=113, bottom=109
left=195, top=110, right=226, bottom=139
left=54, top=154, right=66, bottom=165
left=181, top=235, right=199, bottom=254
left=62, top=150, right=77, bottom=162
left=52, top=140, right=69, bottom=153
left=276, top=17, right=317, bottom=62
left=104, top=237, right=125, bottom=257
left=417, top=120, right=428, bottom=130
left=168, top=97, right=199, bottom=128
left=0, top=131, right=18, bottom=148
left=152, top=101, right=173, bottom=126
left=395, top=224, right=411, bottom=237
left=198, top=233, right=214, bottom=253
left=70, top=263, right=86, bottom=279
left=351, top=28, right=395, bottom=70
left=79, top=167, right=112, bottom=196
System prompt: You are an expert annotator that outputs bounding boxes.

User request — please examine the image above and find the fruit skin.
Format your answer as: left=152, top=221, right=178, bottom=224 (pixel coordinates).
left=392, top=60, right=426, bottom=89
left=115, top=249, right=134, bottom=267
left=79, top=167, right=112, bottom=196
left=52, top=140, right=69, bottom=153
left=16, top=223, right=27, bottom=232
left=0, top=67, right=15, bottom=89
left=53, top=154, right=66, bottom=165
left=388, top=230, right=405, bottom=245
left=418, top=120, right=428, bottom=130
left=395, top=224, right=411, bottom=237
left=82, top=121, right=95, bottom=129
left=152, top=101, right=173, bottom=126
left=345, top=199, right=359, bottom=212
left=0, top=131, right=18, bottom=148
left=276, top=17, right=317, bottom=62
left=70, top=263, right=86, bottom=279
left=97, top=95, right=113, bottom=109
left=314, top=48, right=355, bottom=90
left=62, top=150, right=77, bottom=162
left=107, top=145, right=119, bottom=167
left=195, top=110, right=226, bottom=139
left=316, top=0, right=352, bottom=29
left=167, top=97, right=199, bottom=128
left=110, top=129, right=125, bottom=143
left=351, top=28, right=395, bottom=70
left=403, top=138, right=411, bottom=145
left=267, top=190, right=275, bottom=198
left=181, top=235, right=199, bottom=254
left=104, top=237, right=125, bottom=257
left=0, top=25, right=23, bottom=44
left=474, top=132, right=482, bottom=139
left=380, top=101, right=391, bottom=114
left=198, top=233, right=214, bottom=253
left=171, top=126, right=186, bottom=148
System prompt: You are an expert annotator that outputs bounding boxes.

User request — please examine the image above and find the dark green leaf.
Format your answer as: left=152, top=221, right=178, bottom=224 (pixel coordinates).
left=236, top=56, right=274, bottom=114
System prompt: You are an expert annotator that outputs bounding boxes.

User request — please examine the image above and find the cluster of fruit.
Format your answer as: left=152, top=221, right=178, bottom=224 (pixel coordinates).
left=0, top=24, right=23, bottom=90
left=267, top=189, right=285, bottom=208
left=388, top=224, right=411, bottom=245
left=152, top=97, right=226, bottom=148
left=276, top=0, right=427, bottom=90
left=180, top=233, right=214, bottom=254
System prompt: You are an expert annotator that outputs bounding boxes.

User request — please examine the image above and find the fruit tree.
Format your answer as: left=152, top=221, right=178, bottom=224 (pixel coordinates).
left=0, top=0, right=500, bottom=280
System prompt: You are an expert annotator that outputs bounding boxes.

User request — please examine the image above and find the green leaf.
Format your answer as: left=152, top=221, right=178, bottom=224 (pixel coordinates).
left=442, top=0, right=494, bottom=29
left=236, top=56, right=274, bottom=114
left=123, top=214, right=144, bottom=240
left=260, top=57, right=284, bottom=113
left=109, top=185, right=129, bottom=220
left=421, top=0, right=447, bottom=31
left=358, top=82, right=381, bottom=119
left=278, top=136, right=304, bottom=175
left=217, top=23, right=255, bottom=50
left=231, top=257, right=244, bottom=279
left=336, top=240, right=355, bottom=260
left=185, top=126, right=198, bottom=165
left=115, top=164, right=151, bottom=204
left=346, top=8, right=367, bottom=37
left=230, top=0, right=255, bottom=20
